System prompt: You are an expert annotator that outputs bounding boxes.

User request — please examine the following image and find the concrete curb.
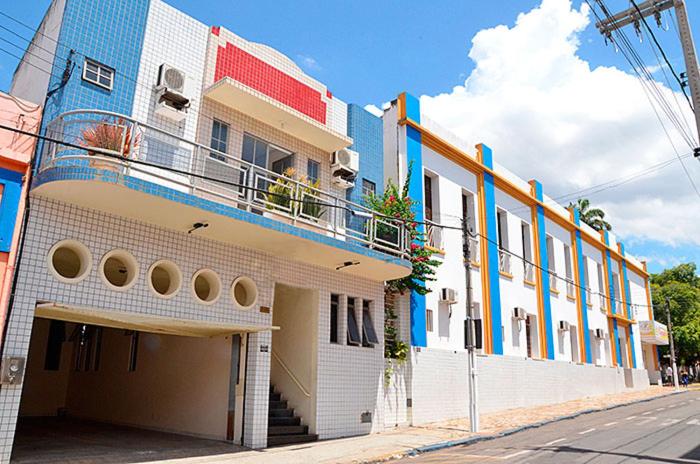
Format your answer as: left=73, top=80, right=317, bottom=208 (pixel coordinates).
left=394, top=390, right=687, bottom=460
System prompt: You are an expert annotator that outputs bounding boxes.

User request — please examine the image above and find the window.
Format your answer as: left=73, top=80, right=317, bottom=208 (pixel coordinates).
left=597, top=263, right=605, bottom=294
left=462, top=191, right=476, bottom=233
left=210, top=119, right=229, bottom=159
left=82, top=58, right=114, bottom=91
left=424, top=175, right=434, bottom=221
left=242, top=133, right=294, bottom=175
left=362, top=300, right=379, bottom=347
left=330, top=294, right=339, bottom=343
left=128, top=331, right=139, bottom=372
left=546, top=235, right=555, bottom=272
left=426, top=309, right=434, bottom=332
left=521, top=222, right=534, bottom=282
left=362, top=179, right=376, bottom=197
left=346, top=297, right=361, bottom=345
left=307, top=159, right=320, bottom=184
left=564, top=244, right=575, bottom=297
left=497, top=209, right=509, bottom=250
left=44, top=320, right=65, bottom=371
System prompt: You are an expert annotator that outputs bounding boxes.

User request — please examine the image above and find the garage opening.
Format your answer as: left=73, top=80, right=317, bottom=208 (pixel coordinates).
left=12, top=309, right=255, bottom=463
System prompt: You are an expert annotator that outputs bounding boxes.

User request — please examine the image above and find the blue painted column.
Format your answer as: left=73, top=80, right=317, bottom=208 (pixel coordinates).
left=403, top=93, right=427, bottom=347
left=530, top=180, right=554, bottom=359
left=603, top=231, right=623, bottom=366
left=619, top=243, right=638, bottom=368
left=571, top=208, right=592, bottom=363
left=478, top=145, right=503, bottom=354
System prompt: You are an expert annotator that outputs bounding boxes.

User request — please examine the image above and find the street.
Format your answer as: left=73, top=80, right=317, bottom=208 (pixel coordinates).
left=399, top=390, right=700, bottom=463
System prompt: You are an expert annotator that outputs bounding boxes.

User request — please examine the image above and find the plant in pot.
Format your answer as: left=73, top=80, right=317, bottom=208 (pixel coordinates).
left=300, top=176, right=326, bottom=221
left=265, top=167, right=295, bottom=214
left=80, top=118, right=141, bottom=171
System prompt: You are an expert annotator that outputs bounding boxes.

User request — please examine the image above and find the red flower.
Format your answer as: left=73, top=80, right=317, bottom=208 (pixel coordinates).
left=410, top=243, right=419, bottom=250
left=389, top=195, right=396, bottom=202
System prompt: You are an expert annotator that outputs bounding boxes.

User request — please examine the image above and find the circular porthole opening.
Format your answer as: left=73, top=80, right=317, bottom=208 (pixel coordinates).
left=100, top=249, right=139, bottom=291
left=231, top=276, right=258, bottom=310
left=191, top=269, right=221, bottom=305
left=47, top=240, right=92, bottom=283
left=148, top=260, right=182, bottom=299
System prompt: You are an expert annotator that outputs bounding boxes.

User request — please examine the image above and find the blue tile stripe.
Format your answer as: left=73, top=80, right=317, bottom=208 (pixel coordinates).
left=619, top=243, right=637, bottom=368
left=602, top=239, right=623, bottom=366
left=34, top=166, right=412, bottom=270
left=0, top=168, right=23, bottom=253
left=532, top=181, right=554, bottom=359
left=406, top=122, right=427, bottom=347
left=481, top=145, right=503, bottom=355
left=572, top=209, right=591, bottom=363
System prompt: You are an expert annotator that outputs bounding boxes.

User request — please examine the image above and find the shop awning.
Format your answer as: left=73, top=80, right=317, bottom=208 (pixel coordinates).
left=638, top=320, right=669, bottom=346
left=35, top=303, right=278, bottom=338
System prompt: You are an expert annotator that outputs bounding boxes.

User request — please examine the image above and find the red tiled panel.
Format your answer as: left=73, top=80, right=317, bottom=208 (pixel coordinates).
left=211, top=26, right=220, bottom=36
left=215, top=42, right=327, bottom=124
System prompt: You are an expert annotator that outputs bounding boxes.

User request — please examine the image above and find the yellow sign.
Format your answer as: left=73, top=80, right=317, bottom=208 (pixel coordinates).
left=638, top=320, right=669, bottom=345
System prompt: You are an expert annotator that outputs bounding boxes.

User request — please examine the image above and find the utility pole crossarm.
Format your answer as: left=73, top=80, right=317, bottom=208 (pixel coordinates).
left=595, top=0, right=674, bottom=33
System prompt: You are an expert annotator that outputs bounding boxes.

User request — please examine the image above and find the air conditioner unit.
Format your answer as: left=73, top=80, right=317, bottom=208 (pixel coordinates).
left=513, top=307, right=527, bottom=320
left=559, top=320, right=571, bottom=331
left=595, top=328, right=605, bottom=339
left=154, top=64, right=190, bottom=121
left=330, top=148, right=359, bottom=189
left=439, top=288, right=458, bottom=304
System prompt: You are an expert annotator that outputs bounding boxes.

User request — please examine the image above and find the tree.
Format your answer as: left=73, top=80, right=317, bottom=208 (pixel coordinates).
left=569, top=198, right=612, bottom=231
left=651, top=263, right=700, bottom=365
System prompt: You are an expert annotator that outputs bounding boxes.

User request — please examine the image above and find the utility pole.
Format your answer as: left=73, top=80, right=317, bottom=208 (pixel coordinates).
left=596, top=0, right=700, bottom=154
left=665, top=297, right=680, bottom=390
left=462, top=219, right=479, bottom=432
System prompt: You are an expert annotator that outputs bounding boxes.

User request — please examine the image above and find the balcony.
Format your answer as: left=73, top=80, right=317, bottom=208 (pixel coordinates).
left=549, top=273, right=558, bottom=292
left=498, top=249, right=512, bottom=275
left=565, top=279, right=576, bottom=299
left=523, top=261, right=535, bottom=283
left=467, top=237, right=480, bottom=265
left=425, top=220, right=443, bottom=252
left=33, top=110, right=411, bottom=281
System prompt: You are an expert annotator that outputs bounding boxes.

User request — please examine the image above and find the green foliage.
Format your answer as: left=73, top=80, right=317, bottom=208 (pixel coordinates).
left=265, top=168, right=325, bottom=219
left=569, top=198, right=612, bottom=232
left=651, top=263, right=700, bottom=364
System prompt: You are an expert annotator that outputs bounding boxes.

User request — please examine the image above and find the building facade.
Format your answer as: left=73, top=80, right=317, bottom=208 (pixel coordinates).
left=0, top=93, right=42, bottom=348
left=0, top=0, right=411, bottom=460
left=381, top=93, right=663, bottom=425
left=0, top=0, right=667, bottom=461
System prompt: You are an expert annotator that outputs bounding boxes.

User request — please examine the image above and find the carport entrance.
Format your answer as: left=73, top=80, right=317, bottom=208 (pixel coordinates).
left=11, top=304, right=272, bottom=462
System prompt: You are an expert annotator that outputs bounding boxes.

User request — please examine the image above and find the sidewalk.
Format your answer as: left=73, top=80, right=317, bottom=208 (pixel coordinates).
left=154, top=386, right=678, bottom=464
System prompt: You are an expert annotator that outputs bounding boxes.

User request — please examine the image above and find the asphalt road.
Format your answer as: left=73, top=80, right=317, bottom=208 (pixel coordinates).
left=398, top=390, right=700, bottom=463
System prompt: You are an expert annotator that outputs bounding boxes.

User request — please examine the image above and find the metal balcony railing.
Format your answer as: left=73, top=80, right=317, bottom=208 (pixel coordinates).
left=467, top=237, right=480, bottom=264
left=599, top=293, right=607, bottom=312
left=40, top=110, right=410, bottom=257
left=523, top=261, right=535, bottom=283
left=425, top=220, right=443, bottom=251
left=585, top=288, right=594, bottom=305
left=498, top=249, right=512, bottom=274
left=566, top=279, right=576, bottom=298
left=549, top=273, right=558, bottom=291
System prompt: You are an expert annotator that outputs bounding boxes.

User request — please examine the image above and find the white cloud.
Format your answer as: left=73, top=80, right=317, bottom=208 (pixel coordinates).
left=297, top=55, right=322, bottom=72
left=416, top=0, right=700, bottom=247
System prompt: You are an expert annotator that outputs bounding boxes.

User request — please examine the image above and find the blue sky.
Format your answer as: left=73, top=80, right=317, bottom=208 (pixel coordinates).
left=0, top=0, right=698, bottom=273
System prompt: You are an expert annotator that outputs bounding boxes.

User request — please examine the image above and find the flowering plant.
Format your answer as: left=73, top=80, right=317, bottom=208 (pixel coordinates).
left=80, top=118, right=141, bottom=158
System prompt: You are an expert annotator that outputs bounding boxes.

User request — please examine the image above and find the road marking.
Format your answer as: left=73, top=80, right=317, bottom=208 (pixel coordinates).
left=637, top=417, right=657, bottom=425
left=687, top=419, right=700, bottom=426
left=500, top=450, right=531, bottom=459
left=660, top=419, right=680, bottom=426
left=642, top=411, right=652, bottom=415
left=655, top=407, right=666, bottom=411
left=604, top=421, right=618, bottom=426
left=579, top=428, right=596, bottom=435
left=544, top=438, right=567, bottom=446
left=625, top=416, right=637, bottom=420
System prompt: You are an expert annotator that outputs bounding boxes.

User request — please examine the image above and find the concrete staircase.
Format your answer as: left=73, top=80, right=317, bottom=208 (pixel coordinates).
left=267, top=385, right=318, bottom=447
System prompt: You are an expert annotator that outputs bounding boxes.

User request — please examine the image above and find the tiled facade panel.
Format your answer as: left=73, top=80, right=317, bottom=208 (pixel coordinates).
left=42, top=0, right=149, bottom=125
left=477, top=355, right=649, bottom=414
left=215, top=43, right=327, bottom=124
left=131, top=0, right=209, bottom=141
left=197, top=99, right=344, bottom=199
left=0, top=197, right=386, bottom=456
left=205, top=28, right=347, bottom=135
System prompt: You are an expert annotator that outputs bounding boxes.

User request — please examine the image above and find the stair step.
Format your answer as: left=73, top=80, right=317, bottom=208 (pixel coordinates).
left=269, top=392, right=281, bottom=402
left=269, top=400, right=287, bottom=409
left=268, top=425, right=308, bottom=436
left=268, top=416, right=301, bottom=426
left=269, top=408, right=294, bottom=417
left=267, top=433, right=319, bottom=447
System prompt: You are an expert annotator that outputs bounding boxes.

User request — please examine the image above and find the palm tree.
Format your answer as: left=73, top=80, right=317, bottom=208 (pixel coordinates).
left=569, top=198, right=612, bottom=231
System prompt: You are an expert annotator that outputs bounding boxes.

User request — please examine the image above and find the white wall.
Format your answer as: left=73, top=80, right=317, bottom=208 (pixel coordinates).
left=10, top=0, right=66, bottom=104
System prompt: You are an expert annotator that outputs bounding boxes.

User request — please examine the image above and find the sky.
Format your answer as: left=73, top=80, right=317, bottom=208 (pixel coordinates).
left=0, top=0, right=699, bottom=273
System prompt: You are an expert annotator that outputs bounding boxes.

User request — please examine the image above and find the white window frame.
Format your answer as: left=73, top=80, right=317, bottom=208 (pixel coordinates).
left=82, top=58, right=114, bottom=91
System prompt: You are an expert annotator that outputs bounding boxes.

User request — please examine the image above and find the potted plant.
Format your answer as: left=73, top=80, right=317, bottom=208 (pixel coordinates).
left=300, top=177, right=325, bottom=221
left=80, top=118, right=141, bottom=171
left=265, top=167, right=295, bottom=213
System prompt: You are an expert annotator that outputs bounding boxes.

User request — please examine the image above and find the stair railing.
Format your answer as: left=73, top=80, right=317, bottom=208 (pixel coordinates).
left=271, top=349, right=311, bottom=398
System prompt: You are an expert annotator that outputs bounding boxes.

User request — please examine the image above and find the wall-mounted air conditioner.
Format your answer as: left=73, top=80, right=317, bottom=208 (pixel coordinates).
left=513, top=307, right=527, bottom=320
left=439, top=288, right=458, bottom=304
left=154, top=64, right=190, bottom=122
left=595, top=328, right=605, bottom=339
left=330, top=148, right=359, bottom=189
